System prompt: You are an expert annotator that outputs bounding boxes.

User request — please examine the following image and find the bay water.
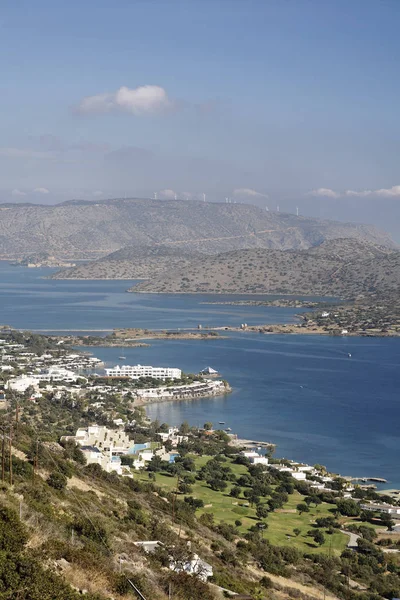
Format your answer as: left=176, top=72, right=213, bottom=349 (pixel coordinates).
left=1, top=262, right=399, bottom=487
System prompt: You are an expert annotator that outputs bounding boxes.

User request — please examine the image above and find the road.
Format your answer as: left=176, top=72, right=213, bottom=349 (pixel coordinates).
left=340, top=529, right=360, bottom=549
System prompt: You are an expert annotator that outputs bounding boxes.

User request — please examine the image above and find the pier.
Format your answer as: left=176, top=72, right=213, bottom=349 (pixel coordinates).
left=346, top=476, right=387, bottom=484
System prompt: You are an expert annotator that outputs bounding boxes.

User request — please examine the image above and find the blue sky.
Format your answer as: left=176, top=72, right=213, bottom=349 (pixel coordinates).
left=1, top=0, right=400, bottom=238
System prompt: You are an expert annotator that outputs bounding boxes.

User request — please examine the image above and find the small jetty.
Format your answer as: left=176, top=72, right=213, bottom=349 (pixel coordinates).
left=345, top=476, right=387, bottom=484
left=230, top=437, right=275, bottom=450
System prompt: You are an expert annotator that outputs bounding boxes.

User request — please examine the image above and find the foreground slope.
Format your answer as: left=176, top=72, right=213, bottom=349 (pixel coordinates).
left=131, top=239, right=400, bottom=298
left=0, top=198, right=395, bottom=259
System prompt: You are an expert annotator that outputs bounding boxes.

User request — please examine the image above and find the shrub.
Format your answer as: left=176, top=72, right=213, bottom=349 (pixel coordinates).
left=48, top=472, right=67, bottom=491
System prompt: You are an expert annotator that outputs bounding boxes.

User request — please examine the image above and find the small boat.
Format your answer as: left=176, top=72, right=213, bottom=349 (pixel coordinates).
left=119, top=356, right=126, bottom=360
left=225, top=427, right=232, bottom=432
left=219, top=421, right=225, bottom=425
left=348, top=353, right=352, bottom=358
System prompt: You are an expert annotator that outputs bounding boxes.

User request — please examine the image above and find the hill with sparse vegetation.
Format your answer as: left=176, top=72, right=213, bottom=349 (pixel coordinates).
left=130, top=239, right=400, bottom=298
left=51, top=245, right=203, bottom=280
left=0, top=198, right=395, bottom=260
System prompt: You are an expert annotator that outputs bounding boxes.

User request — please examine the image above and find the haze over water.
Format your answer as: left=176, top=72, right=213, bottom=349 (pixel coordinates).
left=1, top=262, right=399, bottom=488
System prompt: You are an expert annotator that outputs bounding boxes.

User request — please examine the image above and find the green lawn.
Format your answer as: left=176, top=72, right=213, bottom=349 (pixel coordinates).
left=266, top=492, right=347, bottom=555
left=134, top=457, right=348, bottom=555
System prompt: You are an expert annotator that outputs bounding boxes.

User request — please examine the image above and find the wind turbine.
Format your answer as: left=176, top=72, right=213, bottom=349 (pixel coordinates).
left=203, top=193, right=206, bottom=202
left=296, top=206, right=299, bottom=216
left=153, top=192, right=158, bottom=200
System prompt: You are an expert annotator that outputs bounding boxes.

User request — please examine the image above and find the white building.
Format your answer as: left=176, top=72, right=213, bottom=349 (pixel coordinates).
left=104, top=364, right=182, bottom=380
left=80, top=446, right=124, bottom=475
left=62, top=425, right=131, bottom=453
left=7, top=375, right=40, bottom=393
left=360, top=503, right=400, bottom=515
left=291, top=471, right=307, bottom=481
left=241, top=450, right=269, bottom=466
left=35, top=367, right=83, bottom=383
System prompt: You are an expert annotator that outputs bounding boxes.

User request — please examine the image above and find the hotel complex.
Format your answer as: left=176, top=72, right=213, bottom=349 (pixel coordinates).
left=105, top=364, right=182, bottom=380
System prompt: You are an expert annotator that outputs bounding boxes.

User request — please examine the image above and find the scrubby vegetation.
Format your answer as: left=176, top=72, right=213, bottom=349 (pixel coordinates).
left=0, top=390, right=398, bottom=599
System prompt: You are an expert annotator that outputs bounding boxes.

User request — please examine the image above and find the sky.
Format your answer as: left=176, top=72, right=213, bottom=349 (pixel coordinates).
left=1, top=0, right=400, bottom=239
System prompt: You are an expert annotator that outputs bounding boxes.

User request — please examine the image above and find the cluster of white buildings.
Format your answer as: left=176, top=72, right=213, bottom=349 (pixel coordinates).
left=105, top=364, right=182, bottom=380
left=61, top=424, right=185, bottom=474
left=360, top=503, right=400, bottom=516
left=240, top=450, right=354, bottom=491
left=8, top=367, right=87, bottom=393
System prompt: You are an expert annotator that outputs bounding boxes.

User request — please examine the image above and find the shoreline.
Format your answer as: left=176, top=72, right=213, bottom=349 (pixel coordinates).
left=133, top=382, right=232, bottom=407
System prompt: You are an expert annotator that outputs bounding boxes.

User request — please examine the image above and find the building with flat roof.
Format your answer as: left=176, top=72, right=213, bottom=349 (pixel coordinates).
left=105, top=364, right=181, bottom=380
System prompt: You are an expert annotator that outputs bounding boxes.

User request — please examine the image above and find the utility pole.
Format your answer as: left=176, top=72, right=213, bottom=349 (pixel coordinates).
left=32, top=439, right=39, bottom=485
left=1, top=427, right=5, bottom=482
left=15, top=402, right=19, bottom=440
left=8, top=426, right=13, bottom=486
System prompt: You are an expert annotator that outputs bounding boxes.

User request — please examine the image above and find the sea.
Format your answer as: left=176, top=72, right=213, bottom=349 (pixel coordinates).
left=1, top=261, right=399, bottom=488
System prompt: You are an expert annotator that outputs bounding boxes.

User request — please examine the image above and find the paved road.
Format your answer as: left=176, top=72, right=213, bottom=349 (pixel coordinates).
left=340, top=529, right=360, bottom=548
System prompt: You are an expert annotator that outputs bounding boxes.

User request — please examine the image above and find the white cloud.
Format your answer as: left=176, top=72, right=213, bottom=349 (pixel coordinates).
left=158, top=189, right=177, bottom=199
left=11, top=189, right=26, bottom=196
left=92, top=190, right=103, bottom=196
left=345, top=189, right=372, bottom=197
left=76, top=85, right=172, bottom=115
left=33, top=187, right=50, bottom=194
left=345, top=185, right=400, bottom=198
left=309, top=188, right=340, bottom=199
left=233, top=188, right=269, bottom=198
left=374, top=185, right=400, bottom=197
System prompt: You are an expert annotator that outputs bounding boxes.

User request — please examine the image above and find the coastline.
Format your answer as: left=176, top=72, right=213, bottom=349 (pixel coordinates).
left=133, top=382, right=232, bottom=407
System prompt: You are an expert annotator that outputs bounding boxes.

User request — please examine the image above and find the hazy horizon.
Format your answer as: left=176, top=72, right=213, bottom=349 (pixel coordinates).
left=1, top=0, right=400, bottom=240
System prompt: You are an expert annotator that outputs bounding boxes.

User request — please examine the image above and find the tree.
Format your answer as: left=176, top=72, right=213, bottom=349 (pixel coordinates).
left=336, top=498, right=361, bottom=517
left=48, top=472, right=67, bottom=491
left=0, top=506, right=28, bottom=552
left=179, top=421, right=191, bottom=435
left=147, top=455, right=165, bottom=473
left=312, top=529, right=325, bottom=546
left=256, top=505, right=269, bottom=520
left=178, top=482, right=192, bottom=495
left=208, top=478, right=227, bottom=492
left=380, top=512, right=395, bottom=531
left=297, top=503, right=310, bottom=514
left=164, top=439, right=173, bottom=452
left=203, top=422, right=213, bottom=431
left=230, top=486, right=241, bottom=498
left=199, top=513, right=214, bottom=528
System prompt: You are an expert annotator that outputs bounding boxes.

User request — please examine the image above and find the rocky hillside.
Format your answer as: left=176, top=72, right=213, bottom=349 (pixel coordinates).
left=0, top=198, right=395, bottom=259
left=51, top=245, right=203, bottom=280
left=130, top=239, right=400, bottom=298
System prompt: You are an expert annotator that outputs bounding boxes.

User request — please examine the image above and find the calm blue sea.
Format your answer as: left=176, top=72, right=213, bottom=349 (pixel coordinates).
left=1, top=262, right=399, bottom=487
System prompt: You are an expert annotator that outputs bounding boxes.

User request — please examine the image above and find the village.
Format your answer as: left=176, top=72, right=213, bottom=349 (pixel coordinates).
left=1, top=328, right=400, bottom=599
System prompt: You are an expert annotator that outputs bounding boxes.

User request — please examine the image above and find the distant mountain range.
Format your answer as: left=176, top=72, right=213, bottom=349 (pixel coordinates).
left=0, top=197, right=395, bottom=260
left=129, top=239, right=400, bottom=299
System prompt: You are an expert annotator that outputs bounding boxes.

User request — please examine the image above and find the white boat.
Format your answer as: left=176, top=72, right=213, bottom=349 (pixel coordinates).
left=119, top=356, right=126, bottom=360
left=348, top=353, right=352, bottom=358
